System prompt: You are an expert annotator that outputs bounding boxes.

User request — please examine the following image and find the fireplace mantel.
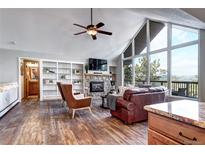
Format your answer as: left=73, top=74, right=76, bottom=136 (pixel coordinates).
left=84, top=73, right=112, bottom=77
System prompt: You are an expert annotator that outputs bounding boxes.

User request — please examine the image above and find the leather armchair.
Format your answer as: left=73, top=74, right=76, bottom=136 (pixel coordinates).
left=60, top=84, right=92, bottom=118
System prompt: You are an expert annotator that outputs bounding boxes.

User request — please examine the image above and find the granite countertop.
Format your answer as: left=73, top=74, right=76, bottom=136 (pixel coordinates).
left=0, top=82, right=18, bottom=92
left=144, top=100, right=205, bottom=129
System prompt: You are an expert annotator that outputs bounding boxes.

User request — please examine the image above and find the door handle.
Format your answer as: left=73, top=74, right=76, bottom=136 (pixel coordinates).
left=179, top=132, right=197, bottom=142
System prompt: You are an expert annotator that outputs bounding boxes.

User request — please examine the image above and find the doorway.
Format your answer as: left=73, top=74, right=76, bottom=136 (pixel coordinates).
left=21, top=59, right=40, bottom=100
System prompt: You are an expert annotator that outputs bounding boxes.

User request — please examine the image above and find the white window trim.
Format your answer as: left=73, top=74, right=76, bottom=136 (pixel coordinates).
left=146, top=20, right=151, bottom=84
left=122, top=20, right=199, bottom=100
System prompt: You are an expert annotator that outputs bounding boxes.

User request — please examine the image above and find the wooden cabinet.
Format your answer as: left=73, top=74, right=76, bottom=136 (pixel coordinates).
left=148, top=113, right=205, bottom=145
left=148, top=128, right=180, bottom=145
left=28, top=80, right=39, bottom=95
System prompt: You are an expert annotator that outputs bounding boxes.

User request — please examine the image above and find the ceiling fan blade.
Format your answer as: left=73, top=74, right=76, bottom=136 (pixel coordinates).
left=97, top=30, right=112, bottom=35
left=73, top=24, right=87, bottom=29
left=92, top=35, right=97, bottom=40
left=74, top=31, right=87, bottom=35
left=96, top=22, right=104, bottom=28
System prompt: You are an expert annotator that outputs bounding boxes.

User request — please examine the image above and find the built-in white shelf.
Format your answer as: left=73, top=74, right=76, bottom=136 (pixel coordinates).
left=72, top=63, right=84, bottom=94
left=40, top=60, right=84, bottom=101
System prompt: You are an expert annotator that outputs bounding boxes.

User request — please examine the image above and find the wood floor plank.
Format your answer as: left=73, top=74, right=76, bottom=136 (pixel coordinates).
left=0, top=99, right=147, bottom=145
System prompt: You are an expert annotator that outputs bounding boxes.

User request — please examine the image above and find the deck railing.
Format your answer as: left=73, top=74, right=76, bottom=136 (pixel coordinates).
left=133, top=80, right=198, bottom=98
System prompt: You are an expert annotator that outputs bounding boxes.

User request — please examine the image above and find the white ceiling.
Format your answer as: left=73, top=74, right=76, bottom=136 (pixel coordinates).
left=0, top=8, right=205, bottom=62
left=181, top=8, right=205, bottom=23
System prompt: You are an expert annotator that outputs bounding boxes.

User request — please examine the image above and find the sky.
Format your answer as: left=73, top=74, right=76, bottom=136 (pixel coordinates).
left=138, top=24, right=199, bottom=77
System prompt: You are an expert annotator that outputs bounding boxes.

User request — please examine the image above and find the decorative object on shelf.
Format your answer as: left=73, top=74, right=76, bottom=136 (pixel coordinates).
left=73, top=80, right=82, bottom=85
left=44, top=68, right=55, bottom=74
left=73, top=69, right=81, bottom=75
left=44, top=79, right=55, bottom=84
left=60, top=75, right=65, bottom=79
left=111, top=81, right=115, bottom=86
left=85, top=64, right=88, bottom=73
left=65, top=75, right=70, bottom=79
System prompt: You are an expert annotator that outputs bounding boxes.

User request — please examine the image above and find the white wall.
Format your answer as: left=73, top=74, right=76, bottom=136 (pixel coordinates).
left=0, top=48, right=76, bottom=83
left=0, top=48, right=117, bottom=83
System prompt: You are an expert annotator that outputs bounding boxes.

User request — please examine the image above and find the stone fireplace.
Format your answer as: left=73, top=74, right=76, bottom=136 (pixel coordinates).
left=84, top=73, right=111, bottom=98
left=90, top=81, right=104, bottom=92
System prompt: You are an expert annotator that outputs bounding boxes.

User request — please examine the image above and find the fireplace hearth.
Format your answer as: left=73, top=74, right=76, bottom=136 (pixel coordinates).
left=90, top=81, right=104, bottom=92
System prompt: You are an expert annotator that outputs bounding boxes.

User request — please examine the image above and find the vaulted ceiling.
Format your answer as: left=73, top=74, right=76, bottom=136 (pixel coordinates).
left=0, top=8, right=204, bottom=62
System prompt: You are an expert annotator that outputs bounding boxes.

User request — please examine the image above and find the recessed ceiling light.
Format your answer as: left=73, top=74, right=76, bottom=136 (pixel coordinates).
left=8, top=41, right=16, bottom=45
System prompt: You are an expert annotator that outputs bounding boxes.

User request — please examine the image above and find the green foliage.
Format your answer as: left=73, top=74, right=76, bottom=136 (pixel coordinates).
left=85, top=64, right=88, bottom=73
left=124, top=57, right=166, bottom=83
left=135, top=57, right=148, bottom=81
left=124, top=64, right=132, bottom=84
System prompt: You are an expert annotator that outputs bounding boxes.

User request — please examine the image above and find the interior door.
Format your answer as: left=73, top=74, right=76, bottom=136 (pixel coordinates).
left=23, top=59, right=40, bottom=99
left=24, top=60, right=30, bottom=98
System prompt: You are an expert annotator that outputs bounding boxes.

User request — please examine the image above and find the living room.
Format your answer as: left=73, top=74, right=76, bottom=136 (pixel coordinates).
left=0, top=0, right=205, bottom=154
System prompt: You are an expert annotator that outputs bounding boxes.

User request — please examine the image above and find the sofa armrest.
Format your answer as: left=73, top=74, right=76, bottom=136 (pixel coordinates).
left=116, top=97, right=135, bottom=111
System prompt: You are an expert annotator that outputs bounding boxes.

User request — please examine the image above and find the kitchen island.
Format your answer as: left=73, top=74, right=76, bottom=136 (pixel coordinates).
left=144, top=100, right=205, bottom=145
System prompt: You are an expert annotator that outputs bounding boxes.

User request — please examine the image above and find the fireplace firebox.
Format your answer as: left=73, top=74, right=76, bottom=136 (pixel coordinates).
left=90, top=81, right=104, bottom=92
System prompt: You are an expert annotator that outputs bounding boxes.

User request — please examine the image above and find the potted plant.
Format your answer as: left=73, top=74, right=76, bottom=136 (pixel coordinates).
left=85, top=64, right=88, bottom=73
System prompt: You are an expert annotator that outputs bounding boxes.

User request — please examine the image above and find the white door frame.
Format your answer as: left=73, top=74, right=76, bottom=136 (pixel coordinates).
left=18, top=57, right=41, bottom=101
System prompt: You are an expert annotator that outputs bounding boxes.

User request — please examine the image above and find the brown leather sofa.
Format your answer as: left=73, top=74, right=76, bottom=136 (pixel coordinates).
left=111, top=87, right=166, bottom=124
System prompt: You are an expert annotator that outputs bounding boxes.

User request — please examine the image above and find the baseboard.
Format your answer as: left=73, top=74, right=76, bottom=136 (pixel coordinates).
left=0, top=100, right=19, bottom=118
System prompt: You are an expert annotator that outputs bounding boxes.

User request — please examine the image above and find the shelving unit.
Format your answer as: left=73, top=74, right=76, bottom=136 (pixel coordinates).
left=40, top=60, right=84, bottom=101
left=72, top=63, right=84, bottom=94
left=42, top=61, right=58, bottom=100
left=58, top=62, right=71, bottom=84
left=109, top=66, right=117, bottom=90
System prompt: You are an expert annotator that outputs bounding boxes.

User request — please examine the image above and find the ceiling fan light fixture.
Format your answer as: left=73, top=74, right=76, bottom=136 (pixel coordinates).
left=73, top=8, right=112, bottom=40
left=87, top=29, right=97, bottom=36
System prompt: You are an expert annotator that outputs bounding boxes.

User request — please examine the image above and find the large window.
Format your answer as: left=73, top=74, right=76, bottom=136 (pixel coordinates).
left=123, top=43, right=132, bottom=58
left=171, top=45, right=198, bottom=98
left=122, top=20, right=199, bottom=99
left=134, top=56, right=147, bottom=86
left=172, top=25, right=198, bottom=46
left=150, top=52, right=167, bottom=87
left=150, top=21, right=167, bottom=51
left=134, top=23, right=147, bottom=55
left=123, top=59, right=132, bottom=86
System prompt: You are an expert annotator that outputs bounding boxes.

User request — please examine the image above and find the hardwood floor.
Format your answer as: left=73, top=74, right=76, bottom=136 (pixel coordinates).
left=0, top=99, right=147, bottom=145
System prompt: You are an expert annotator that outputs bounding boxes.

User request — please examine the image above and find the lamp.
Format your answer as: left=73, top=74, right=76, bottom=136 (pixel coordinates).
left=87, top=28, right=97, bottom=36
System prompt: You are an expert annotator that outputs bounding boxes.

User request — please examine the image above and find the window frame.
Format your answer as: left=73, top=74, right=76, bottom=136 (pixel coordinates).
left=121, top=19, right=199, bottom=99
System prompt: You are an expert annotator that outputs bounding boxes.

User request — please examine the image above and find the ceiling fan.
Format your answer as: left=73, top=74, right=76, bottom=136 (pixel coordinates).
left=73, top=8, right=112, bottom=40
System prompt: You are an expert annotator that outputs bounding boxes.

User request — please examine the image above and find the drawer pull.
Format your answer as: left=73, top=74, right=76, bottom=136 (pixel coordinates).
left=179, top=132, right=197, bottom=142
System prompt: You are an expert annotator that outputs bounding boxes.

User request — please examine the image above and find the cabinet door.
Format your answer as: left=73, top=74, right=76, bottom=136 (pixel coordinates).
left=148, top=129, right=180, bottom=145
left=148, top=113, right=205, bottom=144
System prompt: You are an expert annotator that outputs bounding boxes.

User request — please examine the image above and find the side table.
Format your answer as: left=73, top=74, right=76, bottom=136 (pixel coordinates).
left=101, top=95, right=109, bottom=109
